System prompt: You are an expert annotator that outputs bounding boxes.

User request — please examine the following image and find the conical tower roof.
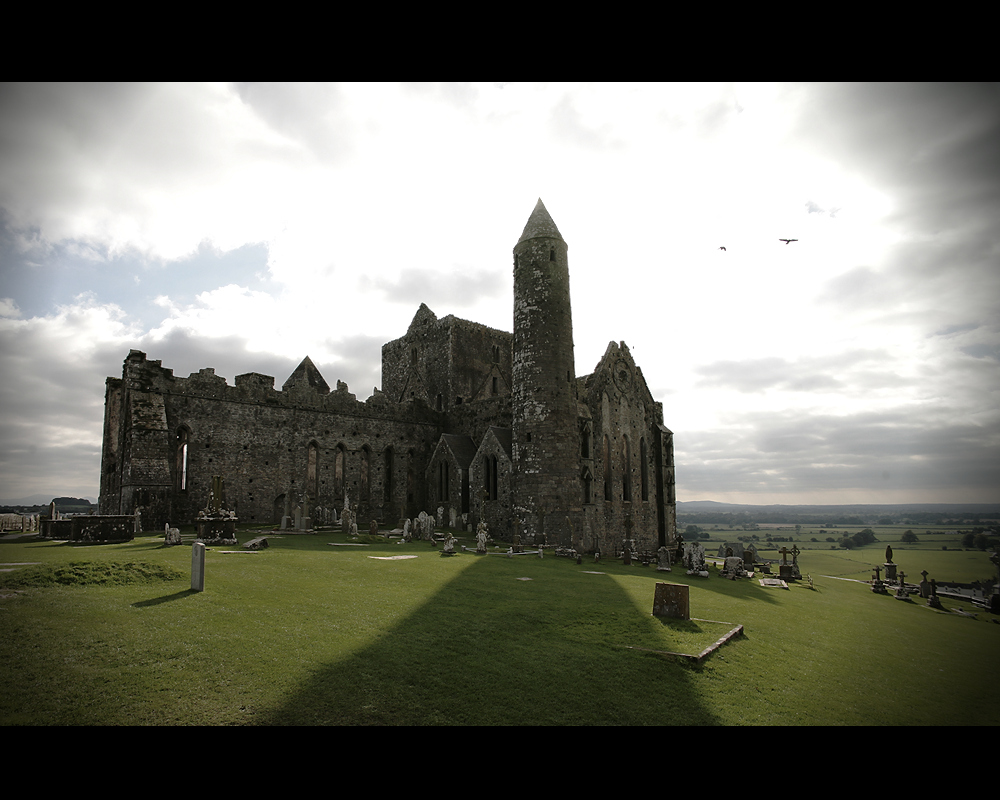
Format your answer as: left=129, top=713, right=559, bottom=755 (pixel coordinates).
left=282, top=355, right=330, bottom=394
left=517, top=198, right=564, bottom=245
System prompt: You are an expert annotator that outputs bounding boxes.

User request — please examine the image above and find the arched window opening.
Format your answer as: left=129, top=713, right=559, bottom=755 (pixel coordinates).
left=603, top=436, right=612, bottom=502
left=360, top=447, right=371, bottom=501
left=176, top=428, right=189, bottom=492
left=334, top=445, right=346, bottom=501
left=307, top=442, right=319, bottom=500
left=438, top=461, right=450, bottom=502
left=384, top=448, right=394, bottom=503
left=622, top=437, right=632, bottom=502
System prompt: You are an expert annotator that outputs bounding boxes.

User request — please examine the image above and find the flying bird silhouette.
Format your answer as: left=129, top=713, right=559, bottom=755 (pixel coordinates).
left=779, top=239, right=798, bottom=245
left=719, top=246, right=726, bottom=251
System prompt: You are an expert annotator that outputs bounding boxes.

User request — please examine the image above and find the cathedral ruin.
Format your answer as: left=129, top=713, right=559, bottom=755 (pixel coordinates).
left=99, top=200, right=677, bottom=552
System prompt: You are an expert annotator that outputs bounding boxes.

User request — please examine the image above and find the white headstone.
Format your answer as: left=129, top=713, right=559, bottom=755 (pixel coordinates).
left=191, top=542, right=206, bottom=592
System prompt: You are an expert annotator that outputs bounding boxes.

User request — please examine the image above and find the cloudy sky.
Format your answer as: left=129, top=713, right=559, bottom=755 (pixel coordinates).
left=1, top=82, right=998, bottom=506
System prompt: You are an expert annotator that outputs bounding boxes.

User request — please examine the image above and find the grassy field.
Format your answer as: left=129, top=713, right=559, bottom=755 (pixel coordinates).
left=1, top=524, right=998, bottom=726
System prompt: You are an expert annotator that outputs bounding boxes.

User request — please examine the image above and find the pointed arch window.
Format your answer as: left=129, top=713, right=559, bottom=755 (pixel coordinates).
left=175, top=428, right=190, bottom=492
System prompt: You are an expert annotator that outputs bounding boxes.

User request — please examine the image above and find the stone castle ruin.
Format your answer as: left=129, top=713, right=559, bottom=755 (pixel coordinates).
left=100, top=200, right=677, bottom=553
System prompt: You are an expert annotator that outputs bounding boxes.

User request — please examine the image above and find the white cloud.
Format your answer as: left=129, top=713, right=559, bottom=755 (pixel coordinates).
left=0, top=82, right=997, bottom=504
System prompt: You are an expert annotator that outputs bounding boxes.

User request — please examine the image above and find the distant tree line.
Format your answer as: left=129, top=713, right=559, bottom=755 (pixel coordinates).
left=678, top=510, right=1000, bottom=526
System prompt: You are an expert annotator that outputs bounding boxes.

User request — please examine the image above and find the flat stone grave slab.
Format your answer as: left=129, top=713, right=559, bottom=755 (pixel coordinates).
left=759, top=578, right=789, bottom=588
left=368, top=555, right=418, bottom=560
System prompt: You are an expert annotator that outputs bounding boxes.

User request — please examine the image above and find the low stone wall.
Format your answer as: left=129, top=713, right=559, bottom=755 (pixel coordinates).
left=40, top=516, right=135, bottom=542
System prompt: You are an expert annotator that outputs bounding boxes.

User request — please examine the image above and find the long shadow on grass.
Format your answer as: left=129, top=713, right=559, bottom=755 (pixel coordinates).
left=256, top=553, right=723, bottom=726
left=131, top=589, right=200, bottom=607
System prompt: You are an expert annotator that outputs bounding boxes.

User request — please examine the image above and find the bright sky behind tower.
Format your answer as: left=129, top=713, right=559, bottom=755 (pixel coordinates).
left=1, top=82, right=998, bottom=505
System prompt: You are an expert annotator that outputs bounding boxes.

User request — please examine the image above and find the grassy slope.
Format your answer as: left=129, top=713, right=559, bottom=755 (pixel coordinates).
left=1, top=528, right=997, bottom=726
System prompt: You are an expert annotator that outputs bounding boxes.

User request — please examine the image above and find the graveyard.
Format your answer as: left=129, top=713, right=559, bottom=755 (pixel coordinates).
left=1, top=521, right=998, bottom=726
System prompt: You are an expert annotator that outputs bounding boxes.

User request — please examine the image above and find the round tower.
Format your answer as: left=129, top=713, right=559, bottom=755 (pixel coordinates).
left=511, top=199, right=582, bottom=545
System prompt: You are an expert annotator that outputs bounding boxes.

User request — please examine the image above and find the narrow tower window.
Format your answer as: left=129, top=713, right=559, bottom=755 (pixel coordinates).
left=549, top=248, right=555, bottom=261
left=640, top=437, right=649, bottom=502
left=622, top=437, right=632, bottom=502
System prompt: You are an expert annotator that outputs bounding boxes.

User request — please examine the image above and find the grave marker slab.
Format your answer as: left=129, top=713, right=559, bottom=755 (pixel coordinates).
left=652, top=582, right=690, bottom=620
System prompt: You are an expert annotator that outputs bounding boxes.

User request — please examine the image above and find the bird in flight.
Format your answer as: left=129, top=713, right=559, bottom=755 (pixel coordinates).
left=719, top=246, right=726, bottom=251
left=779, top=239, right=798, bottom=245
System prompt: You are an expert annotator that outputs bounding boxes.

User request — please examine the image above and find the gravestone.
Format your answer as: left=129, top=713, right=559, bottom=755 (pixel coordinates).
left=652, top=582, right=690, bottom=620
left=656, top=546, right=672, bottom=572
left=685, top=542, right=708, bottom=577
left=164, top=522, right=182, bottom=546
left=871, top=564, right=888, bottom=594
left=894, top=570, right=909, bottom=600
left=476, top=521, right=489, bottom=554
left=196, top=476, right=238, bottom=544
left=927, top=578, right=943, bottom=609
left=191, top=541, right=206, bottom=592
left=722, top=555, right=747, bottom=579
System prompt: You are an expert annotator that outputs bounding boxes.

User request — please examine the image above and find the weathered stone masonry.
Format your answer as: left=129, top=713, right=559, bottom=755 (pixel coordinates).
left=100, top=200, right=676, bottom=552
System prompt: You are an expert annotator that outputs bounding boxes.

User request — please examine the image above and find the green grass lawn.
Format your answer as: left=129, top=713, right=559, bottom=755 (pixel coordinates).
left=1, top=526, right=998, bottom=726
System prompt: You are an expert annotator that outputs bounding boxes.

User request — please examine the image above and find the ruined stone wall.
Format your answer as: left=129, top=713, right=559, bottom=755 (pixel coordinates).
left=442, top=316, right=512, bottom=406
left=381, top=303, right=451, bottom=408
left=381, top=304, right=513, bottom=414
left=99, top=377, right=124, bottom=514
left=102, top=351, right=444, bottom=528
left=442, top=394, right=512, bottom=444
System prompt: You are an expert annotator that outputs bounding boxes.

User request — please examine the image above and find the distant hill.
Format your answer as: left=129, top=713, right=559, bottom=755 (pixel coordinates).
left=0, top=496, right=97, bottom=513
